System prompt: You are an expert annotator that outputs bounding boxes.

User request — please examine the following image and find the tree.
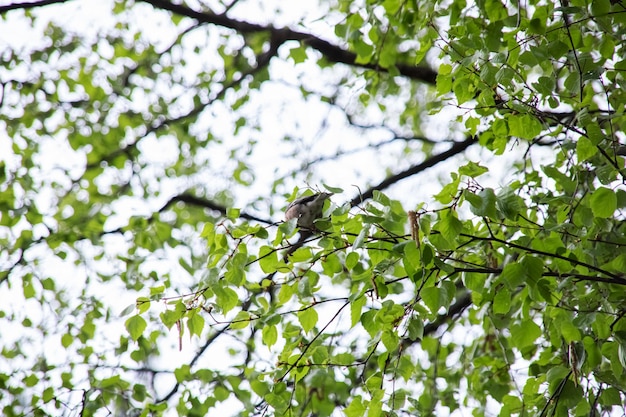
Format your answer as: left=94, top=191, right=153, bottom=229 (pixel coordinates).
left=1, top=0, right=625, bottom=415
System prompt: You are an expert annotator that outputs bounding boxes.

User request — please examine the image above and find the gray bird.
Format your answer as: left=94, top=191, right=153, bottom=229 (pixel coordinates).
left=285, top=192, right=332, bottom=229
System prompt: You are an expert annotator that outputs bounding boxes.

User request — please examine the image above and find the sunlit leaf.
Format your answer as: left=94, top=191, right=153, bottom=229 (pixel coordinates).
left=125, top=315, right=147, bottom=341
left=298, top=307, right=318, bottom=333
left=262, top=325, right=278, bottom=347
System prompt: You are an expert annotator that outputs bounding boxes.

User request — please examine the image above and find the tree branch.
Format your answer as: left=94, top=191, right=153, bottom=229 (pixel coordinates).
left=140, top=0, right=437, bottom=84
left=462, top=232, right=626, bottom=285
left=399, top=291, right=472, bottom=350
left=0, top=0, right=70, bottom=13
left=159, top=192, right=273, bottom=224
left=350, top=136, right=477, bottom=207
left=157, top=324, right=230, bottom=403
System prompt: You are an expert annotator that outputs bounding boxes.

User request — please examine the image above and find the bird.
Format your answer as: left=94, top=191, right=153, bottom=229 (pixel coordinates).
left=285, top=192, right=332, bottom=229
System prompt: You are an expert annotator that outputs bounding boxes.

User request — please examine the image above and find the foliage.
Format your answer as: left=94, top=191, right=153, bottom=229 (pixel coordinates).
left=1, top=0, right=626, bottom=416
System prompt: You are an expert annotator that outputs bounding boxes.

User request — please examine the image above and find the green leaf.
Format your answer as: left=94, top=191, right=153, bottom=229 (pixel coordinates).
left=437, top=210, right=463, bottom=243
left=436, top=64, right=453, bottom=95
left=42, top=387, right=54, bottom=403
left=453, top=75, right=476, bottom=104
left=24, top=374, right=39, bottom=387
left=160, top=302, right=186, bottom=329
left=187, top=311, right=205, bottom=337
left=532, top=76, right=555, bottom=96
left=354, top=39, right=374, bottom=63
left=459, top=161, right=489, bottom=178
left=422, top=284, right=453, bottom=315
left=346, top=251, right=359, bottom=270
left=510, top=320, right=541, bottom=349
left=500, top=262, right=526, bottom=288
left=381, top=329, right=399, bottom=352
left=298, top=307, right=318, bottom=333
left=493, top=287, right=511, bottom=314
left=378, top=43, right=397, bottom=68
left=583, top=336, right=601, bottom=368
left=560, top=320, right=582, bottom=343
left=174, top=365, right=191, bottom=383
left=125, top=315, right=147, bottom=341
left=407, top=317, right=424, bottom=341
left=576, top=136, right=597, bottom=161
left=136, top=298, right=150, bottom=314
left=149, top=285, right=165, bottom=297
left=434, top=174, right=460, bottom=204
left=258, top=245, right=277, bottom=272
left=403, top=240, right=420, bottom=277
left=255, top=227, right=269, bottom=239
left=465, top=116, right=481, bottom=134
left=585, top=124, right=605, bottom=145
left=599, top=387, right=623, bottom=406
left=345, top=396, right=367, bottom=417
left=262, top=324, right=278, bottom=347
left=289, top=246, right=312, bottom=263
left=382, top=0, right=402, bottom=14
left=496, top=186, right=523, bottom=220
left=377, top=302, right=404, bottom=325
left=226, top=207, right=240, bottom=220
left=323, top=184, right=343, bottom=193
left=278, top=283, right=295, bottom=305
left=258, top=245, right=285, bottom=273
left=201, top=221, right=216, bottom=240
left=361, top=310, right=380, bottom=337
left=119, top=303, right=136, bottom=317
left=225, top=253, right=246, bottom=285
left=278, top=217, right=297, bottom=237
left=496, top=66, right=515, bottom=85
left=351, top=296, right=366, bottom=328
left=214, top=286, right=239, bottom=313
left=23, top=279, right=35, bottom=299
left=352, top=224, right=369, bottom=249
left=229, top=311, right=252, bottom=330
left=618, top=341, right=626, bottom=371
left=521, top=256, right=544, bottom=283
left=41, top=277, right=55, bottom=291
left=99, top=375, right=125, bottom=388
left=590, top=187, right=617, bottom=218
left=507, top=113, right=543, bottom=140
left=321, top=252, right=342, bottom=276
left=288, top=45, right=307, bottom=64
left=369, top=391, right=383, bottom=417
left=466, top=188, right=498, bottom=218
left=564, top=71, right=581, bottom=95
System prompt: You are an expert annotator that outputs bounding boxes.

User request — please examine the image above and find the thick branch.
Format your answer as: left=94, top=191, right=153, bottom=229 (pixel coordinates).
left=140, top=0, right=437, bottom=84
left=0, top=0, right=70, bottom=13
left=160, top=192, right=273, bottom=224
left=350, top=136, right=477, bottom=207
left=424, top=291, right=472, bottom=335
left=399, top=291, right=472, bottom=350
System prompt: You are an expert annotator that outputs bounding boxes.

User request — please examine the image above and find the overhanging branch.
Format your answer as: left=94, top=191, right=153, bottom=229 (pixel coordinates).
left=350, top=136, right=478, bottom=207
left=0, top=0, right=70, bottom=13
left=140, top=0, right=437, bottom=84
left=160, top=192, right=273, bottom=224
